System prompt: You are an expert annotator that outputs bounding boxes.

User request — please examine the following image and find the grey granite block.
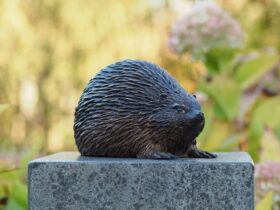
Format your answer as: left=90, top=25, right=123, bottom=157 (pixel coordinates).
left=28, top=152, right=254, bottom=210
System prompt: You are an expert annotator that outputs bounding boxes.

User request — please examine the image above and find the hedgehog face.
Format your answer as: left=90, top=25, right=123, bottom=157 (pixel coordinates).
left=153, top=92, right=205, bottom=141
left=154, top=93, right=205, bottom=141
left=172, top=94, right=204, bottom=131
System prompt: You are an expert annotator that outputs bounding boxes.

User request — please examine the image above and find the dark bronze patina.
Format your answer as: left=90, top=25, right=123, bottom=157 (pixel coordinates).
left=74, top=59, right=217, bottom=159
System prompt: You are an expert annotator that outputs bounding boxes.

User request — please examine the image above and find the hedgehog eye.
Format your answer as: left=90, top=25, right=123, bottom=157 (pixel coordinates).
left=172, top=104, right=185, bottom=113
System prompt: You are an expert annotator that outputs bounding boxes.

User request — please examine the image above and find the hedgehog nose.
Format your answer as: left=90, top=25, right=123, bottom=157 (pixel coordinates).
left=191, top=111, right=204, bottom=122
left=196, top=112, right=204, bottom=119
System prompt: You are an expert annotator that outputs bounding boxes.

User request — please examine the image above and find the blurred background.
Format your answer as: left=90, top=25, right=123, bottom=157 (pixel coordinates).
left=0, top=0, right=279, bottom=209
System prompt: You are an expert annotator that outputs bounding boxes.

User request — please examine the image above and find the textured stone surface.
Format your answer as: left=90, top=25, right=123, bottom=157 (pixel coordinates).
left=28, top=152, right=254, bottom=210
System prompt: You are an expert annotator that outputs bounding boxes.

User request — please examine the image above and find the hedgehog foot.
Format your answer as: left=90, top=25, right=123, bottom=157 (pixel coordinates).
left=138, top=151, right=178, bottom=160
left=188, top=148, right=217, bottom=158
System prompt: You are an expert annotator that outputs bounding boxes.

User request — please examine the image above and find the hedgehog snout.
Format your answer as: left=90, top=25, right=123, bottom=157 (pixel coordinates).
left=189, top=111, right=204, bottom=122
left=185, top=111, right=205, bottom=136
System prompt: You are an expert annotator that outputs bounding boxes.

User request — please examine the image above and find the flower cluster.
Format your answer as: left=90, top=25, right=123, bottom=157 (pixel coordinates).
left=168, top=1, right=243, bottom=59
left=255, top=161, right=280, bottom=209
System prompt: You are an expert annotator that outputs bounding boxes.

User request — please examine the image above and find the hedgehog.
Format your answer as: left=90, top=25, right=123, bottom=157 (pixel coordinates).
left=74, top=59, right=216, bottom=159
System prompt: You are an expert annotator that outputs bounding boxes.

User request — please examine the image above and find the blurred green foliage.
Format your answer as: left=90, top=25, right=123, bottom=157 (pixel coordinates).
left=256, top=191, right=274, bottom=210
left=0, top=0, right=279, bottom=209
left=0, top=105, right=9, bottom=114
left=198, top=49, right=280, bottom=162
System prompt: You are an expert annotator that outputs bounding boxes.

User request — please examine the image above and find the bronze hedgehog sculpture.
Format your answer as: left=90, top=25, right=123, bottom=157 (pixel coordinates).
left=74, top=59, right=216, bottom=159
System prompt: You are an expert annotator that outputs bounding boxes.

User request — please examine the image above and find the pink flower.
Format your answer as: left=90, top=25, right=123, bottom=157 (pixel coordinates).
left=168, top=1, right=244, bottom=59
left=255, top=162, right=280, bottom=209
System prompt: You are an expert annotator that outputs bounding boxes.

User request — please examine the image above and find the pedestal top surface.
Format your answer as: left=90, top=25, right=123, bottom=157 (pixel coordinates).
left=30, top=151, right=254, bottom=165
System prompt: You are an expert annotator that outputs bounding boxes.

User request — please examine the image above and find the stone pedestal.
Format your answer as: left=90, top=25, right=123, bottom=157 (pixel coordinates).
left=28, top=152, right=254, bottom=210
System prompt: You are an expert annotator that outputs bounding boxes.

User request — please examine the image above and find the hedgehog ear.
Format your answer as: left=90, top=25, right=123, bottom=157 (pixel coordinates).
left=193, top=94, right=196, bottom=98
left=160, top=93, right=168, bottom=100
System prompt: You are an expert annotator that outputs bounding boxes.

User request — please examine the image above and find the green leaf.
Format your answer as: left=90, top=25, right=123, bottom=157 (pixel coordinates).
left=260, top=130, right=280, bottom=162
left=199, top=77, right=241, bottom=120
left=0, top=104, right=9, bottom=114
left=10, top=182, right=27, bottom=210
left=234, top=52, right=278, bottom=89
left=248, top=97, right=280, bottom=161
left=248, top=119, right=262, bottom=162
left=255, top=191, right=273, bottom=210
left=5, top=197, right=26, bottom=210
left=0, top=168, right=23, bottom=182
left=204, top=47, right=238, bottom=74
left=252, top=96, right=280, bottom=129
